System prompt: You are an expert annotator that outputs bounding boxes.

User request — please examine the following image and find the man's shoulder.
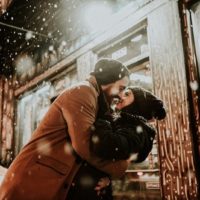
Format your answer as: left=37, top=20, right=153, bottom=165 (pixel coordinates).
left=58, top=80, right=98, bottom=102
left=69, top=80, right=96, bottom=94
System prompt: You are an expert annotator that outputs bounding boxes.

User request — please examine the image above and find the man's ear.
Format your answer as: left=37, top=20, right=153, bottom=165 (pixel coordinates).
left=101, top=83, right=112, bottom=91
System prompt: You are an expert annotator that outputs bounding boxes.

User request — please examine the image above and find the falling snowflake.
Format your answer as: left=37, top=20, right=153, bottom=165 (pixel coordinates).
left=80, top=106, right=84, bottom=112
left=91, top=125, right=95, bottom=131
left=166, top=130, right=170, bottom=137
left=91, top=135, right=99, bottom=144
left=61, top=40, right=66, bottom=46
left=190, top=80, right=198, bottom=91
left=25, top=31, right=33, bottom=40
left=64, top=142, right=73, bottom=154
left=49, top=45, right=54, bottom=51
left=48, top=32, right=52, bottom=38
left=11, top=173, right=15, bottom=178
left=136, top=125, right=143, bottom=134
left=129, top=153, right=138, bottom=161
left=36, top=140, right=51, bottom=155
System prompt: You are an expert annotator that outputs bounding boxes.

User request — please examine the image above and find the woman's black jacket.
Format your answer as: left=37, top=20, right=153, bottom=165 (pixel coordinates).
left=90, top=112, right=156, bottom=163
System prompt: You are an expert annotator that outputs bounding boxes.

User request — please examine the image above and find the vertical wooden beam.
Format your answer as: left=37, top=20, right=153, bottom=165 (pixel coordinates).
left=178, top=0, right=200, bottom=194
left=0, top=76, right=15, bottom=166
left=0, top=76, right=4, bottom=161
left=148, top=1, right=198, bottom=199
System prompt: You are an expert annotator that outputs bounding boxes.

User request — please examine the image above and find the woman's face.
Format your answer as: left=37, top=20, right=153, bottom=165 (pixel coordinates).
left=115, top=88, right=134, bottom=110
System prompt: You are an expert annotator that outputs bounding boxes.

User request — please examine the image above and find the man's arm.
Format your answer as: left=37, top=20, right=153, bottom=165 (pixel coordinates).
left=56, top=84, right=129, bottom=178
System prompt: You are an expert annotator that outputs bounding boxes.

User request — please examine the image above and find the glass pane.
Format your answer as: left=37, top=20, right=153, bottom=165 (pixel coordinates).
left=15, top=68, right=78, bottom=153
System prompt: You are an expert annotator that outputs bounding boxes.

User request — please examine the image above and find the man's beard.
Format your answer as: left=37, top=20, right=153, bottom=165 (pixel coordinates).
left=110, top=96, right=123, bottom=112
left=105, top=93, right=120, bottom=105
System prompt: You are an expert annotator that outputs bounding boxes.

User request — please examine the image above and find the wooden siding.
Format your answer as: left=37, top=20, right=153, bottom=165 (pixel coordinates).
left=148, top=1, right=198, bottom=199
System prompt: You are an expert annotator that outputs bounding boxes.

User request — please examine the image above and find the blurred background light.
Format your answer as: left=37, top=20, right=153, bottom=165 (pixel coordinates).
left=131, top=34, right=143, bottom=42
left=15, top=54, right=34, bottom=75
left=137, top=171, right=144, bottom=176
left=83, top=1, right=113, bottom=32
left=130, top=73, right=152, bottom=84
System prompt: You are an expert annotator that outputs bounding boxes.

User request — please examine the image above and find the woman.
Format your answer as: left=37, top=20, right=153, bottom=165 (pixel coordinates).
left=91, top=86, right=166, bottom=161
left=67, top=86, right=166, bottom=200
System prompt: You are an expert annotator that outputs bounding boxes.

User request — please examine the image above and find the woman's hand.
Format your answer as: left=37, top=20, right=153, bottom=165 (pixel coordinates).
left=94, top=177, right=111, bottom=195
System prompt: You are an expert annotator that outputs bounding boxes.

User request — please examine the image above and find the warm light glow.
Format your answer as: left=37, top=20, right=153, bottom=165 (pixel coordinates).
left=15, top=55, right=34, bottom=75
left=84, top=2, right=113, bottom=31
left=137, top=171, right=144, bottom=176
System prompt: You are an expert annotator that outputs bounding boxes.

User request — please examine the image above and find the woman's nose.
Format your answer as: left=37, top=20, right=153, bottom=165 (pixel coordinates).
left=121, top=95, right=127, bottom=100
left=119, top=92, right=126, bottom=100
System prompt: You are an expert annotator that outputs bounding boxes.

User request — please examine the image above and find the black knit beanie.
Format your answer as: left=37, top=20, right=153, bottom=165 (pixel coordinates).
left=91, top=58, right=130, bottom=85
left=121, top=86, right=166, bottom=120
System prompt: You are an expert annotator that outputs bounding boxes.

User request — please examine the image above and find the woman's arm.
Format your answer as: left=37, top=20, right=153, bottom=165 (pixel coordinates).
left=90, top=114, right=156, bottom=162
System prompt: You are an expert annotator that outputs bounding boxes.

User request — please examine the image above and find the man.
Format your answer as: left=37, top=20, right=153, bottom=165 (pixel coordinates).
left=0, top=58, right=130, bottom=200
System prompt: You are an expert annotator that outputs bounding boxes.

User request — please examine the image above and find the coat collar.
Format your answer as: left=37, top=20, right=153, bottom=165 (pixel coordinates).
left=86, top=75, right=111, bottom=118
left=86, top=75, right=100, bottom=95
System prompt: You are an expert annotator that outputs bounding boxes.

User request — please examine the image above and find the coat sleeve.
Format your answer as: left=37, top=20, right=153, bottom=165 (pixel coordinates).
left=90, top=116, right=156, bottom=162
left=56, top=85, right=129, bottom=178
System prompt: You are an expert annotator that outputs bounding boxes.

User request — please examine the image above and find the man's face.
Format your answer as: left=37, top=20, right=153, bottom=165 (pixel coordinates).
left=102, top=76, right=129, bottom=104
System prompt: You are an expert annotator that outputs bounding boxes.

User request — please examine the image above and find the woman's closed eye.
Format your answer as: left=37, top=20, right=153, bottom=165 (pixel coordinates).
left=124, top=91, right=130, bottom=96
left=123, top=89, right=132, bottom=97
